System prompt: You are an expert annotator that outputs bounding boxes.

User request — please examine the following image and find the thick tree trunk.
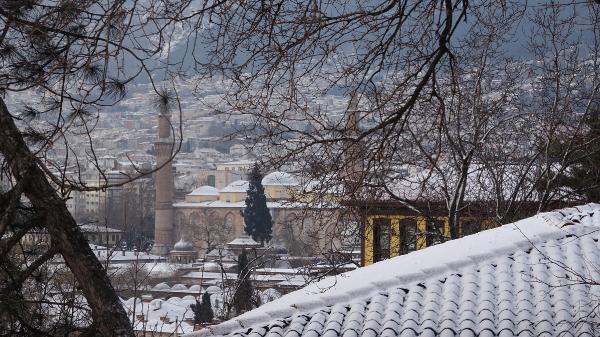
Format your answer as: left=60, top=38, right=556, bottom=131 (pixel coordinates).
left=0, top=98, right=134, bottom=337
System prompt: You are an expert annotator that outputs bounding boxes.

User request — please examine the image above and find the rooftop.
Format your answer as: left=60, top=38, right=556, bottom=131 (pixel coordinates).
left=262, top=171, right=299, bottom=186
left=173, top=200, right=309, bottom=209
left=79, top=224, right=122, bottom=233
left=189, top=185, right=220, bottom=196
left=187, top=203, right=600, bottom=337
left=221, top=180, right=250, bottom=193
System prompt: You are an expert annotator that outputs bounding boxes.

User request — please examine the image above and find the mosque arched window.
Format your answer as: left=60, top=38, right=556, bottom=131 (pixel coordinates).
left=207, top=175, right=216, bottom=187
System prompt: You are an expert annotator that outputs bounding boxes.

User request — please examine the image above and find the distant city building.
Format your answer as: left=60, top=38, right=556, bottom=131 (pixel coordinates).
left=22, top=224, right=124, bottom=248
left=148, top=112, right=344, bottom=259
left=80, top=224, right=124, bottom=247
left=195, top=160, right=254, bottom=189
left=171, top=171, right=329, bottom=257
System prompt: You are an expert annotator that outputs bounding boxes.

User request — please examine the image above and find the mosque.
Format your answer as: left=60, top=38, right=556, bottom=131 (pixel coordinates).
left=151, top=110, right=331, bottom=258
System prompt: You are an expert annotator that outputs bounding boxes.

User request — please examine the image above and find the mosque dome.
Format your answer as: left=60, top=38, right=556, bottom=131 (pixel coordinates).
left=221, top=180, right=249, bottom=193
left=152, top=282, right=170, bottom=291
left=171, top=284, right=187, bottom=291
left=262, top=171, right=299, bottom=186
left=188, top=285, right=202, bottom=292
left=173, top=238, right=194, bottom=251
left=188, top=185, right=219, bottom=196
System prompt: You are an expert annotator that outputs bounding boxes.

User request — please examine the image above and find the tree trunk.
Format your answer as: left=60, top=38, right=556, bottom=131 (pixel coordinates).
left=0, top=98, right=134, bottom=337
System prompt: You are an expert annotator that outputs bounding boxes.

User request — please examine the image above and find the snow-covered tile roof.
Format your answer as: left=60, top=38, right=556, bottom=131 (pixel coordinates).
left=186, top=203, right=600, bottom=337
left=90, top=245, right=165, bottom=262
left=124, top=296, right=196, bottom=334
left=79, top=224, right=122, bottom=232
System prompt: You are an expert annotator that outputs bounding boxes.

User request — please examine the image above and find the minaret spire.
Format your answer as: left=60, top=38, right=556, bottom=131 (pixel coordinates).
left=344, top=92, right=363, bottom=199
left=151, top=103, right=175, bottom=255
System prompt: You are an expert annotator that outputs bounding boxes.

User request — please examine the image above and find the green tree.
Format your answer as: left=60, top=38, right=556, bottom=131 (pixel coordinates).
left=191, top=292, right=213, bottom=324
left=543, top=108, right=600, bottom=203
left=243, top=164, right=273, bottom=245
left=232, top=250, right=254, bottom=315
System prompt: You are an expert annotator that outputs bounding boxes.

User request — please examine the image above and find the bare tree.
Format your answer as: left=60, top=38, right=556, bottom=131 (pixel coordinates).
left=0, top=1, right=193, bottom=336
left=189, top=209, right=234, bottom=254
left=197, top=1, right=600, bottom=244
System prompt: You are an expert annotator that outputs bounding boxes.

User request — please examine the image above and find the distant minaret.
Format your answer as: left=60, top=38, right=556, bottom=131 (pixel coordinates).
left=151, top=105, right=174, bottom=255
left=344, top=93, right=363, bottom=199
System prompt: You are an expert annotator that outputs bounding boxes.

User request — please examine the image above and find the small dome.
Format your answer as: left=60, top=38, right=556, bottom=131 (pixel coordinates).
left=221, top=180, right=249, bottom=193
left=149, top=299, right=163, bottom=310
left=227, top=234, right=261, bottom=247
left=188, top=185, right=219, bottom=196
left=167, top=296, right=182, bottom=303
left=188, top=285, right=202, bottom=292
left=152, top=282, right=170, bottom=291
left=173, top=238, right=194, bottom=251
left=171, top=284, right=187, bottom=291
left=262, top=172, right=299, bottom=186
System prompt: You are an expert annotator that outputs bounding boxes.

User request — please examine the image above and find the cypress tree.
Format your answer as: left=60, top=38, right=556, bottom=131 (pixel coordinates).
left=233, top=250, right=254, bottom=314
left=243, top=164, right=273, bottom=245
left=191, top=292, right=213, bottom=324
left=200, top=292, right=214, bottom=323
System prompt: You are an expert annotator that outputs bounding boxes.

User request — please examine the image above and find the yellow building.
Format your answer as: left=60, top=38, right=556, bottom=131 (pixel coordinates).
left=359, top=202, right=498, bottom=266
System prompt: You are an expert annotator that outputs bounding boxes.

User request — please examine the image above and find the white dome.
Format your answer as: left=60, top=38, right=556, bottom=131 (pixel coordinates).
left=167, top=296, right=182, bottom=303
left=221, top=180, right=249, bottom=193
left=188, top=185, right=219, bottom=196
left=262, top=172, right=299, bottom=186
left=227, top=234, right=260, bottom=247
left=149, top=299, right=163, bottom=310
left=152, top=282, right=170, bottom=291
left=188, top=285, right=202, bottom=292
left=171, top=284, right=187, bottom=291
left=173, top=238, right=194, bottom=251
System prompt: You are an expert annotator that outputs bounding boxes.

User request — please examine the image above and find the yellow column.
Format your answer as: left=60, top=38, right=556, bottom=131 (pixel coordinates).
left=416, top=217, right=427, bottom=250
left=390, top=216, right=400, bottom=258
left=443, top=217, right=450, bottom=240
left=364, top=217, right=374, bottom=265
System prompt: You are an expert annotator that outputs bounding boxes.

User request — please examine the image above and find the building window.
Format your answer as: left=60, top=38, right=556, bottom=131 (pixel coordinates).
left=373, top=218, right=391, bottom=262
left=399, top=218, right=417, bottom=255
left=207, top=175, right=216, bottom=187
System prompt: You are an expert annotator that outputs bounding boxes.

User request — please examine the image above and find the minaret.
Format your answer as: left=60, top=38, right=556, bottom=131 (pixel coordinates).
left=151, top=105, right=174, bottom=255
left=344, top=93, right=363, bottom=199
